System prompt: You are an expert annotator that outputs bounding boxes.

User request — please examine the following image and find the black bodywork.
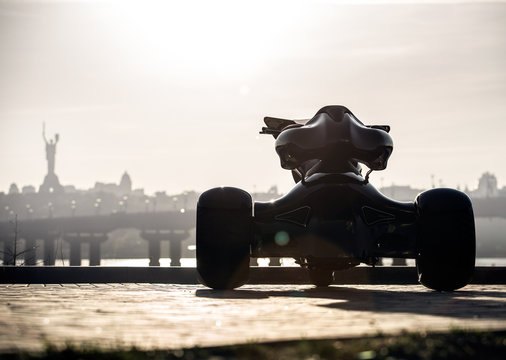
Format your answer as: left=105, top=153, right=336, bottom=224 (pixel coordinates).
left=197, top=105, right=476, bottom=291
left=253, top=105, right=412, bottom=268
left=253, top=172, right=417, bottom=269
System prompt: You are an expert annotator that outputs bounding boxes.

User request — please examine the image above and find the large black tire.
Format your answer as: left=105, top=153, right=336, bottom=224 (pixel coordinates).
left=197, top=187, right=252, bottom=289
left=415, top=188, right=476, bottom=291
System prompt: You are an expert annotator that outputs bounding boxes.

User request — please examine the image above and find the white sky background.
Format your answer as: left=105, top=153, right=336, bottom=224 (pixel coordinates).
left=0, top=0, right=505, bottom=195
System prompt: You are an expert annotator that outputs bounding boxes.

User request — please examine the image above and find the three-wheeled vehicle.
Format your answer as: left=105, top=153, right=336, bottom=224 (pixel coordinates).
left=196, top=106, right=475, bottom=291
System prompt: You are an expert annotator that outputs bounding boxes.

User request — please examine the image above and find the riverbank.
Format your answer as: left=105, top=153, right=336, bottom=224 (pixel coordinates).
left=1, top=266, right=506, bottom=284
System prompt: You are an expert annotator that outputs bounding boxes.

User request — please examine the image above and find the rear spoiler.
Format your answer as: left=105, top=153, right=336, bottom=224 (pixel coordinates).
left=368, top=125, right=390, bottom=133
left=260, top=116, right=309, bottom=137
left=260, top=116, right=390, bottom=136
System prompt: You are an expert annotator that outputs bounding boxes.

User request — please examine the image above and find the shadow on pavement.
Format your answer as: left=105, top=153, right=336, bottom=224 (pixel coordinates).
left=195, top=286, right=506, bottom=319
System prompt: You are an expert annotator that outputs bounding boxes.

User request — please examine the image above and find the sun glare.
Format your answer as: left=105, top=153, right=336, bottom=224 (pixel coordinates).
left=98, top=0, right=304, bottom=78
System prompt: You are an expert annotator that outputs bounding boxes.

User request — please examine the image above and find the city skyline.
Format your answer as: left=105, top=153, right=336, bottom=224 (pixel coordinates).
left=3, top=164, right=504, bottom=199
left=1, top=0, right=505, bottom=195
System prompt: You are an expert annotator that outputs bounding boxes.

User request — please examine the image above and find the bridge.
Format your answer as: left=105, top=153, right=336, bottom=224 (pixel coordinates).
left=0, top=197, right=504, bottom=267
left=470, top=198, right=506, bottom=218
left=0, top=210, right=194, bottom=266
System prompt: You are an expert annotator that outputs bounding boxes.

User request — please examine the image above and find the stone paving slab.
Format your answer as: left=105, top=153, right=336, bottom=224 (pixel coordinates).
left=1, top=284, right=506, bottom=352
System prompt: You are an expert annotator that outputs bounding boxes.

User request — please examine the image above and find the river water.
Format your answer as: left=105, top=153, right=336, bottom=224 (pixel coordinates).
left=71, top=257, right=506, bottom=267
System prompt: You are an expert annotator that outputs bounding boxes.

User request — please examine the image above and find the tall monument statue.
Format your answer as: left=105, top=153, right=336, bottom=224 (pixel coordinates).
left=43, top=123, right=59, bottom=175
left=39, top=122, right=64, bottom=193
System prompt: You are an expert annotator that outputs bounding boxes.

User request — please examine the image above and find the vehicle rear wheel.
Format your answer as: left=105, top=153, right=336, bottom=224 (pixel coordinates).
left=197, top=187, right=252, bottom=290
left=415, top=188, right=475, bottom=291
left=308, top=268, right=334, bottom=287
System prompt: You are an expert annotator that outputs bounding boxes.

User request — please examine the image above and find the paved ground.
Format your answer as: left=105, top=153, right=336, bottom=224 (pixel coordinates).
left=1, top=284, right=506, bottom=352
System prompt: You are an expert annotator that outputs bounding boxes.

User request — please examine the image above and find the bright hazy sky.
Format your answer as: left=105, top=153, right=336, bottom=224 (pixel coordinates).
left=1, top=0, right=505, bottom=195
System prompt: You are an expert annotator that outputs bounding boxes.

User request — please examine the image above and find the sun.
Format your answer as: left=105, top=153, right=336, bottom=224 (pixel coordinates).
left=96, top=0, right=305, bottom=78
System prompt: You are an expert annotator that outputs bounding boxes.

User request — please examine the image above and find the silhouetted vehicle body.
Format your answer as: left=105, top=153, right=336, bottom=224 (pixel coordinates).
left=197, top=106, right=475, bottom=291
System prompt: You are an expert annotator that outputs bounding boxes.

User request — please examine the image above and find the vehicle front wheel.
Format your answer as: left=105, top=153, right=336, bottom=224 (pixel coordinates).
left=197, top=187, right=252, bottom=290
left=415, top=188, right=475, bottom=291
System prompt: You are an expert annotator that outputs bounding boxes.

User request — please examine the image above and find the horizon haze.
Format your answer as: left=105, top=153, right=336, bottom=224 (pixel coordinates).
left=1, top=0, right=505, bottom=195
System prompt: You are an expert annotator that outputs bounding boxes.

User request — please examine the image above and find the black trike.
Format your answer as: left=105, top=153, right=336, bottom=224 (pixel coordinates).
left=196, top=105, right=475, bottom=291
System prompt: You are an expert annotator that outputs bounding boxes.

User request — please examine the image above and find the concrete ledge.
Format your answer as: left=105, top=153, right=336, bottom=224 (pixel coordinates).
left=1, top=266, right=505, bottom=284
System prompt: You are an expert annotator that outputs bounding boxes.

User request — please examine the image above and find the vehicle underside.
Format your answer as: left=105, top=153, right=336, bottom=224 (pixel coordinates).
left=250, top=172, right=418, bottom=271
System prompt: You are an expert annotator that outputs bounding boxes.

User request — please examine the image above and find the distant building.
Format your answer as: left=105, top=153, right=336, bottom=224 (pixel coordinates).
left=8, top=183, right=19, bottom=195
left=131, top=189, right=145, bottom=196
left=119, top=172, right=132, bottom=194
left=21, top=185, right=36, bottom=194
left=469, top=172, right=500, bottom=198
left=379, top=185, right=424, bottom=201
left=63, top=185, right=78, bottom=193
left=92, top=172, right=137, bottom=197
left=380, top=172, right=506, bottom=200
left=252, top=185, right=282, bottom=202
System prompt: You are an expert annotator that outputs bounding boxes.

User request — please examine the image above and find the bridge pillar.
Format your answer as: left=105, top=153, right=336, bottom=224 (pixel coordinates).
left=269, top=257, right=282, bottom=267
left=148, top=239, right=161, bottom=266
left=64, top=233, right=108, bottom=266
left=141, top=230, right=189, bottom=267
left=69, top=240, right=82, bottom=266
left=392, top=258, right=407, bottom=266
left=43, top=237, right=56, bottom=266
left=89, top=234, right=107, bottom=266
left=169, top=239, right=181, bottom=267
left=141, top=231, right=162, bottom=266
left=89, top=239, right=101, bottom=266
left=169, top=239, right=182, bottom=266
left=167, top=232, right=189, bottom=267
left=24, top=237, right=37, bottom=266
